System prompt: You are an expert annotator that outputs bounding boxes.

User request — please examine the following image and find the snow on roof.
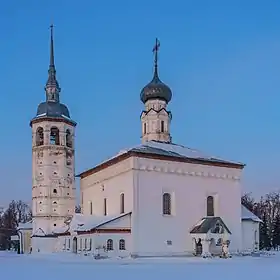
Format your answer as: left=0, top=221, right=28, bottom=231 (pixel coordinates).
left=53, top=212, right=131, bottom=234
left=193, top=218, right=206, bottom=228
left=18, top=220, right=33, bottom=230
left=78, top=141, right=244, bottom=176
left=241, top=205, right=262, bottom=222
left=136, top=141, right=243, bottom=165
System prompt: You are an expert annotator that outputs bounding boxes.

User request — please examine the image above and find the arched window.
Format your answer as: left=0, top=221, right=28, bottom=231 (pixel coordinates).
left=144, top=123, right=147, bottom=134
left=216, top=238, right=222, bottom=246
left=107, top=239, right=113, bottom=251
left=53, top=189, right=57, bottom=194
left=119, top=239, right=125, bottom=250
left=207, top=196, right=214, bottom=216
left=66, top=129, right=72, bottom=148
left=50, top=127, right=60, bottom=145
left=36, top=127, right=44, bottom=146
left=120, top=193, right=124, bottom=214
left=163, top=193, right=171, bottom=215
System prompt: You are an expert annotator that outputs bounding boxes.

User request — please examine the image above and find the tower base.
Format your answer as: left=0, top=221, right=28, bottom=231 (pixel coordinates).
left=31, top=235, right=58, bottom=254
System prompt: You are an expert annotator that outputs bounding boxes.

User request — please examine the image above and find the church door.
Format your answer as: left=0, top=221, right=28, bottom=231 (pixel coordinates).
left=195, top=238, right=203, bottom=256
left=73, top=237, right=77, bottom=254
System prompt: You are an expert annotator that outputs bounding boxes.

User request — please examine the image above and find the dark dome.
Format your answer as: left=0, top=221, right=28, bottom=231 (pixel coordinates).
left=140, top=73, right=172, bottom=104
left=36, top=101, right=70, bottom=118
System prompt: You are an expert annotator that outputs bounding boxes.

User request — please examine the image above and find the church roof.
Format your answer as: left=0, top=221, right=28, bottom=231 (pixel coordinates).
left=78, top=141, right=244, bottom=178
left=17, top=220, right=33, bottom=230
left=53, top=212, right=131, bottom=234
left=129, top=141, right=243, bottom=165
left=241, top=205, right=262, bottom=222
left=190, top=217, right=231, bottom=234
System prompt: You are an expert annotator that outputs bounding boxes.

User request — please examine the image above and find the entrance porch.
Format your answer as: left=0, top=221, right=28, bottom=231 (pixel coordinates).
left=190, top=217, right=231, bottom=257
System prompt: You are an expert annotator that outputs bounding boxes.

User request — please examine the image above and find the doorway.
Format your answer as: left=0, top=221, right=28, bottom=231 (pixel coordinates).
left=195, top=238, right=203, bottom=256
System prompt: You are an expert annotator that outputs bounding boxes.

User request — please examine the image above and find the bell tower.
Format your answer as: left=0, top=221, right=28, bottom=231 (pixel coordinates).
left=140, top=39, right=173, bottom=143
left=30, top=26, right=77, bottom=237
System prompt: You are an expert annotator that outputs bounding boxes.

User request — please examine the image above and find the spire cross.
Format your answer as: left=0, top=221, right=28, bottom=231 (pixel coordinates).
left=152, top=38, right=160, bottom=76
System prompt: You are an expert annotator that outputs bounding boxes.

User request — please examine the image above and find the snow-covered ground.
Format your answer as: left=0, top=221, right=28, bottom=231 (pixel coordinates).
left=1, top=252, right=280, bottom=280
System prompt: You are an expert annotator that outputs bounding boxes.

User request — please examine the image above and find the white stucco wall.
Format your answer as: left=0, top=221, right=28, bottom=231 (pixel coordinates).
left=79, top=154, right=243, bottom=257
left=32, top=236, right=58, bottom=253
left=58, top=233, right=131, bottom=257
left=32, top=120, right=76, bottom=236
left=141, top=99, right=171, bottom=143
left=242, top=220, right=259, bottom=251
left=80, top=157, right=134, bottom=216
left=132, top=157, right=243, bottom=256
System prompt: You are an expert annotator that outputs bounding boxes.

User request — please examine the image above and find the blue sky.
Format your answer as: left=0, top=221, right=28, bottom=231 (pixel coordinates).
left=1, top=0, right=280, bottom=205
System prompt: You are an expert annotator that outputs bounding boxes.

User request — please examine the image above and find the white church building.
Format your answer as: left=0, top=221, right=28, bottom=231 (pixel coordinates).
left=21, top=29, right=262, bottom=257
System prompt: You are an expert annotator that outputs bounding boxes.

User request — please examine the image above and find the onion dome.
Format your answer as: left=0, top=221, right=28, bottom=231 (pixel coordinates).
left=140, top=38, right=172, bottom=104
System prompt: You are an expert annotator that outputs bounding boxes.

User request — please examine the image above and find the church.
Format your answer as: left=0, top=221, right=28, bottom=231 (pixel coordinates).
left=19, top=28, right=262, bottom=257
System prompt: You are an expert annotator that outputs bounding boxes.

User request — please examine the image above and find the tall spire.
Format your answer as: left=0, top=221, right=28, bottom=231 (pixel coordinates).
left=152, top=38, right=160, bottom=79
left=45, top=24, right=60, bottom=103
left=49, top=24, right=55, bottom=68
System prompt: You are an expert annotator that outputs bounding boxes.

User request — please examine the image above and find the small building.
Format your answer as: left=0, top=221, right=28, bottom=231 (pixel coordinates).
left=18, top=221, right=32, bottom=254
left=241, top=205, right=262, bottom=251
left=54, top=212, right=131, bottom=257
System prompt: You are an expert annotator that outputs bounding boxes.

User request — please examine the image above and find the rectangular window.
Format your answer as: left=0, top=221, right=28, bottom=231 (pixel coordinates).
left=104, top=198, right=107, bottom=216
left=161, top=121, right=164, bottom=132
left=120, top=194, right=124, bottom=214
left=89, top=201, right=93, bottom=215
left=144, top=123, right=147, bottom=134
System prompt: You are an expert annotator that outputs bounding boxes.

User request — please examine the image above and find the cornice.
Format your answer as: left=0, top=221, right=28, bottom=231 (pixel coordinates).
left=137, top=164, right=241, bottom=181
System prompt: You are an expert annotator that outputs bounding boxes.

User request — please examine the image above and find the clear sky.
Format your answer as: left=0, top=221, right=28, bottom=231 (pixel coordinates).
left=1, top=0, right=280, bottom=205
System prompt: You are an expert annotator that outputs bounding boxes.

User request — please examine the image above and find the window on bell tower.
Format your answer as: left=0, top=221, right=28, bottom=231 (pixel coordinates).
left=50, top=127, right=60, bottom=145
left=66, top=129, right=72, bottom=148
left=36, top=127, right=44, bottom=146
left=161, top=121, right=164, bottom=133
